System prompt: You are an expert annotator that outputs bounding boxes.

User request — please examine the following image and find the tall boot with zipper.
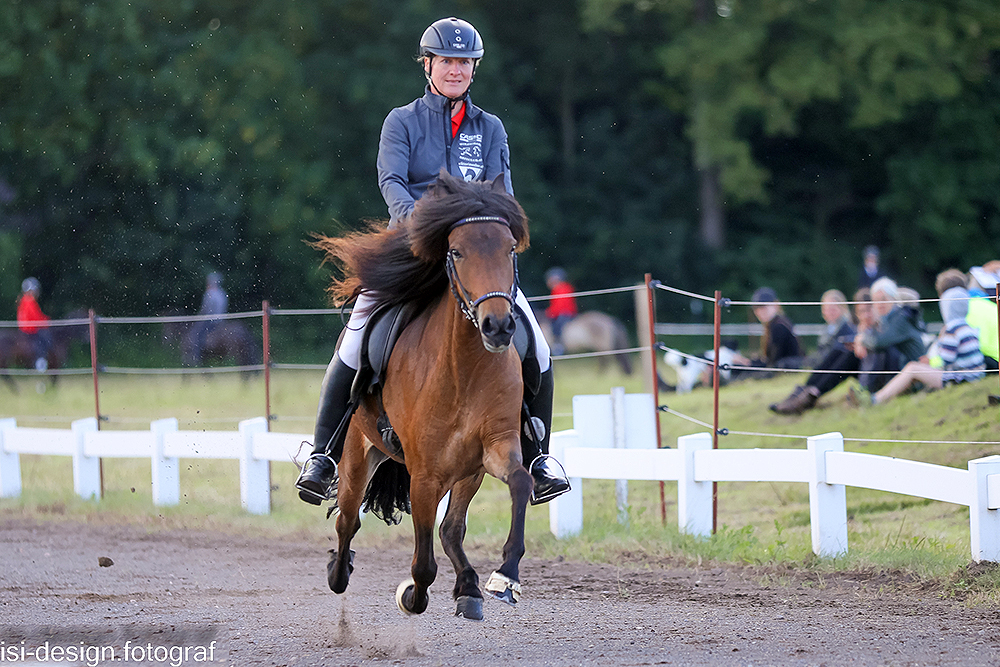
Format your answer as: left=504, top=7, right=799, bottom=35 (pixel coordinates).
left=296, top=357, right=358, bottom=505
left=521, top=367, right=571, bottom=505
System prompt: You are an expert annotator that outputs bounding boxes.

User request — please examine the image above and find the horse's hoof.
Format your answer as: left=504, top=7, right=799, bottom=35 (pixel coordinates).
left=483, top=571, right=521, bottom=606
left=455, top=595, right=484, bottom=621
left=326, top=548, right=355, bottom=594
left=395, top=578, right=418, bottom=615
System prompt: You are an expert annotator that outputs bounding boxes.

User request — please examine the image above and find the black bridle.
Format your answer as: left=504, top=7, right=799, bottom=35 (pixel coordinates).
left=445, top=215, right=519, bottom=328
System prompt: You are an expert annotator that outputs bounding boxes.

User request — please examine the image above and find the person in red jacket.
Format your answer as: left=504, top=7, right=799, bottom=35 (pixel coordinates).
left=16, top=277, right=51, bottom=371
left=545, top=267, right=578, bottom=355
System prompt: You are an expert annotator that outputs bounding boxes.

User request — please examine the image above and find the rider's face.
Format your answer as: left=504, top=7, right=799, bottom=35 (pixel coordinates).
left=425, top=56, right=475, bottom=98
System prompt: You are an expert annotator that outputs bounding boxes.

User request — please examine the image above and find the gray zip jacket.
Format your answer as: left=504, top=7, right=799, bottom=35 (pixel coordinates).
left=377, top=87, right=513, bottom=226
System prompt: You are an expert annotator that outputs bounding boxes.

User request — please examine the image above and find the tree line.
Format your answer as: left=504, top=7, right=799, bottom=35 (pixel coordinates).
left=1, top=0, right=998, bottom=324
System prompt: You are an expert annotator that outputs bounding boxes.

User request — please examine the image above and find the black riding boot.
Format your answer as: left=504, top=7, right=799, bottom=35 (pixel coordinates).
left=521, top=368, right=571, bottom=505
left=296, top=357, right=357, bottom=505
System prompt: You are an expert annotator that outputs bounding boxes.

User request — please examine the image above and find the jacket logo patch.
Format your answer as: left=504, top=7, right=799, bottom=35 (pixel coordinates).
left=457, top=132, right=483, bottom=181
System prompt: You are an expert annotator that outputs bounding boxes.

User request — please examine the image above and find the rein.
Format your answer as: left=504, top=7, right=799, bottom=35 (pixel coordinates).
left=445, top=215, right=518, bottom=328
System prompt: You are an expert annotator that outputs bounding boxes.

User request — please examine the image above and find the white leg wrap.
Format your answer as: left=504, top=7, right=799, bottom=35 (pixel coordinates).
left=484, top=571, right=522, bottom=604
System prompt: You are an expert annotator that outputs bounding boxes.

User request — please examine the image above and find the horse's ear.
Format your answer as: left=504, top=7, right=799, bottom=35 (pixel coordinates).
left=491, top=173, right=507, bottom=193
left=429, top=169, right=459, bottom=197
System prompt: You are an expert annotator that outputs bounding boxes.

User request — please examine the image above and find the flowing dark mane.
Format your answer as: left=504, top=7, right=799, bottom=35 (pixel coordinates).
left=313, top=171, right=528, bottom=312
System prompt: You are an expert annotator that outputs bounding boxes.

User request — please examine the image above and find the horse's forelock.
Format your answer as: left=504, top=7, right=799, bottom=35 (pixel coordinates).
left=407, top=174, right=529, bottom=261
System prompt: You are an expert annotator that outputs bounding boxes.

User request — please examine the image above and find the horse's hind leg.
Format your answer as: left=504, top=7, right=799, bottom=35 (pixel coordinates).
left=439, top=472, right=486, bottom=620
left=482, top=447, right=533, bottom=605
left=396, top=475, right=443, bottom=616
left=327, top=427, right=366, bottom=594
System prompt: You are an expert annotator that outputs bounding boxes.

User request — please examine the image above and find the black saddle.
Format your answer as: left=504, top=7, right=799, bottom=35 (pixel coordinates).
left=353, top=301, right=539, bottom=397
left=349, top=300, right=541, bottom=458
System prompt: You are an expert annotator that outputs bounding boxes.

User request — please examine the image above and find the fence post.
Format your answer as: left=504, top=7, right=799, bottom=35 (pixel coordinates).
left=677, top=432, right=713, bottom=537
left=0, top=418, right=20, bottom=498
left=969, top=454, right=1000, bottom=563
left=643, top=274, right=667, bottom=525
left=548, top=430, right=582, bottom=538
left=807, top=432, right=848, bottom=557
left=240, top=417, right=271, bottom=515
left=71, top=418, right=101, bottom=500
left=612, top=386, right=629, bottom=526
left=151, top=418, right=180, bottom=506
left=262, top=300, right=272, bottom=429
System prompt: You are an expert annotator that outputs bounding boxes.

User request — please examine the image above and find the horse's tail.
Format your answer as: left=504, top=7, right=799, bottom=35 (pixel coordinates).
left=362, top=459, right=411, bottom=526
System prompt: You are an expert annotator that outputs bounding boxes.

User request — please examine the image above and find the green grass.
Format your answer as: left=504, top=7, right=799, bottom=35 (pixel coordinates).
left=3, top=357, right=999, bottom=602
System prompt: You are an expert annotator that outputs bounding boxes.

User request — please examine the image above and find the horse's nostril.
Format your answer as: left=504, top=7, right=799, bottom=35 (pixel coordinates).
left=480, top=315, right=497, bottom=336
left=500, top=314, right=515, bottom=337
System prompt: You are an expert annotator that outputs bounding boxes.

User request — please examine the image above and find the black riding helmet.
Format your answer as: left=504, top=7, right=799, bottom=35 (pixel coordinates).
left=420, top=17, right=484, bottom=59
left=420, top=17, right=484, bottom=103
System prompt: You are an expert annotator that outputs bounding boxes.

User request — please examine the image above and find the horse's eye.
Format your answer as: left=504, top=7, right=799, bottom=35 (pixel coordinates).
left=450, top=248, right=462, bottom=260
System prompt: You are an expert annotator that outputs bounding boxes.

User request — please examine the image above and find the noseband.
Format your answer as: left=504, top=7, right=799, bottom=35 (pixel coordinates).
left=445, top=215, right=519, bottom=328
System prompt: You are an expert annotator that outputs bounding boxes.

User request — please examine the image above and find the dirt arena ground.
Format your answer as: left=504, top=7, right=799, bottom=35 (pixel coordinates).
left=2, top=517, right=999, bottom=666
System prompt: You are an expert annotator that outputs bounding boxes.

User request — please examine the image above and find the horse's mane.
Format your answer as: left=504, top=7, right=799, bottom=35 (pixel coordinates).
left=313, top=171, right=529, bottom=312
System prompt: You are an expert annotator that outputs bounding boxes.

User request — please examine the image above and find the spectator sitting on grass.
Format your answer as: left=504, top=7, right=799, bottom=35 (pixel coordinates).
left=769, top=288, right=872, bottom=415
left=966, top=266, right=1000, bottom=371
left=854, top=277, right=926, bottom=394
left=809, top=289, right=855, bottom=365
left=851, top=286, right=984, bottom=406
left=716, top=287, right=802, bottom=384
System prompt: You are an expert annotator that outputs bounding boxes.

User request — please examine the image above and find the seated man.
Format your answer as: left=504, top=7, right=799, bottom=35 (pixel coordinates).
left=860, top=286, right=985, bottom=406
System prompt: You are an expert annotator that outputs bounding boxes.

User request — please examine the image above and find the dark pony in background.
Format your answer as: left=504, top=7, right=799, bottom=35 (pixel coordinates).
left=162, top=318, right=259, bottom=369
left=0, top=310, right=90, bottom=392
left=314, top=171, right=535, bottom=621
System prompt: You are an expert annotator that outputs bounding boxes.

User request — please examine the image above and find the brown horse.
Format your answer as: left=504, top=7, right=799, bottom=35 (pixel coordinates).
left=315, top=172, right=532, bottom=621
left=0, top=311, right=90, bottom=392
left=162, top=317, right=259, bottom=369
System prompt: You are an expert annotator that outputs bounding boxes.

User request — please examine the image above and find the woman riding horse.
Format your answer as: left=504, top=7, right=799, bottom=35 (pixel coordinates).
left=320, top=171, right=539, bottom=619
left=297, top=17, right=569, bottom=507
left=16, top=277, right=52, bottom=372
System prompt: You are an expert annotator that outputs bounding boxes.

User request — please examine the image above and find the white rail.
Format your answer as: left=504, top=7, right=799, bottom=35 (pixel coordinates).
left=0, top=417, right=306, bottom=516
left=548, top=398, right=1000, bottom=562
left=2, top=397, right=999, bottom=563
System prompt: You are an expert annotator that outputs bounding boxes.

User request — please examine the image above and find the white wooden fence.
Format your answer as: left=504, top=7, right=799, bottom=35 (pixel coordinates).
left=4, top=392, right=1000, bottom=563
left=0, top=416, right=306, bottom=515
left=547, top=394, right=1000, bottom=563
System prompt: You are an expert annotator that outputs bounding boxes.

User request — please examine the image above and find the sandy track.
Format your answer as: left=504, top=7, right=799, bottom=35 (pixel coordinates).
left=1, top=517, right=998, bottom=666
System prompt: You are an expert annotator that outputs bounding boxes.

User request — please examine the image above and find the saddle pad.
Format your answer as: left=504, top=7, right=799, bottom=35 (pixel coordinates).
left=362, top=302, right=421, bottom=388
left=357, top=300, right=540, bottom=399
left=513, top=304, right=541, bottom=397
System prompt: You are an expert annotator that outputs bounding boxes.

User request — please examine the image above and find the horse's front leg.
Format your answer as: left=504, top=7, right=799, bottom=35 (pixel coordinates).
left=481, top=438, right=533, bottom=605
left=396, top=473, right=442, bottom=616
left=327, top=426, right=366, bottom=594
left=440, top=472, right=486, bottom=620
